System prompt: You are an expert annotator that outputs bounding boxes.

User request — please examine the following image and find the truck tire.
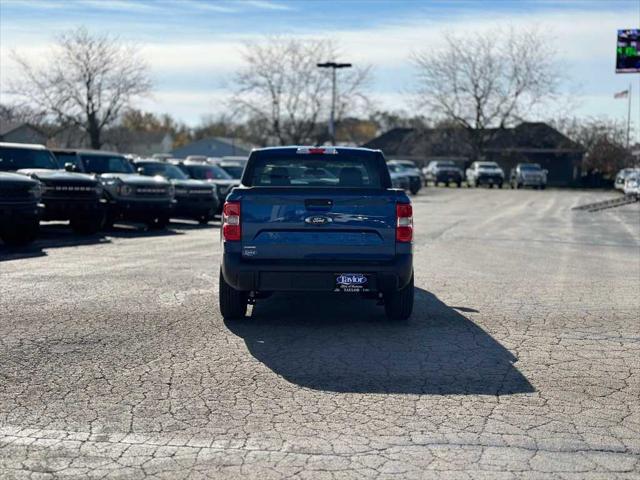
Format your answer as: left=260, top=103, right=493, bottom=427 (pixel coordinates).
left=70, top=215, right=102, bottom=235
left=410, top=185, right=420, bottom=195
left=457, top=181, right=462, bottom=188
left=498, top=182, right=503, bottom=189
left=219, top=269, right=248, bottom=320
left=384, top=273, right=414, bottom=321
left=198, top=215, right=210, bottom=225
left=0, top=220, right=39, bottom=246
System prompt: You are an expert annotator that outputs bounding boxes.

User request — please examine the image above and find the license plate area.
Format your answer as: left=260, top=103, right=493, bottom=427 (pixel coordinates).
left=334, top=273, right=371, bottom=292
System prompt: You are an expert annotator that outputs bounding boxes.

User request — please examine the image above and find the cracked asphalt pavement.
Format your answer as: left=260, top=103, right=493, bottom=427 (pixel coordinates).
left=1, top=188, right=639, bottom=479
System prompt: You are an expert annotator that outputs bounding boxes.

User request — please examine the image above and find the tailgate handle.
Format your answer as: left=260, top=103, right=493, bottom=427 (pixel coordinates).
left=305, top=199, right=333, bottom=210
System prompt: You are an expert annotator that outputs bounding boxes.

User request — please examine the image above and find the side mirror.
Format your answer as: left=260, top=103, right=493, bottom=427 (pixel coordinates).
left=137, top=167, right=145, bottom=175
left=64, top=162, right=77, bottom=172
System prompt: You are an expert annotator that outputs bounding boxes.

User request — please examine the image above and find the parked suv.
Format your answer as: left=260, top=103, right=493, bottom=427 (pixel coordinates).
left=465, top=161, right=505, bottom=188
left=0, top=172, right=42, bottom=246
left=423, top=160, right=464, bottom=187
left=219, top=146, right=414, bottom=321
left=0, top=143, right=104, bottom=234
left=172, top=160, right=239, bottom=214
left=387, top=160, right=423, bottom=195
left=52, top=149, right=174, bottom=229
left=133, top=159, right=218, bottom=224
left=510, top=163, right=547, bottom=189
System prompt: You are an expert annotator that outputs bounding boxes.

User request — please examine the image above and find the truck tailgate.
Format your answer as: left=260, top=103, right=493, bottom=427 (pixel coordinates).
left=237, top=189, right=398, bottom=261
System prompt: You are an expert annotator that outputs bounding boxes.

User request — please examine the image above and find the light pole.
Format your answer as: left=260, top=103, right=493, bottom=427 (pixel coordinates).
left=317, top=62, right=352, bottom=145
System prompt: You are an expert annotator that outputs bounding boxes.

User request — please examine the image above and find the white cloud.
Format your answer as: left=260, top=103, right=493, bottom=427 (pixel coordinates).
left=241, top=0, right=292, bottom=11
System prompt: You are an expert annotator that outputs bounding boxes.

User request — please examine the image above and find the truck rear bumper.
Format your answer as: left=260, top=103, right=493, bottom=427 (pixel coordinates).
left=222, top=252, right=413, bottom=293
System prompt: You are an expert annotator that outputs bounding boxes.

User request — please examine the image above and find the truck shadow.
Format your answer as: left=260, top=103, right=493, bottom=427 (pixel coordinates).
left=225, top=288, right=534, bottom=395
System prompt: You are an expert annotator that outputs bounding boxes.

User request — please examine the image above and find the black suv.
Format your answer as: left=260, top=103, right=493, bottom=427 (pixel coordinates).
left=133, top=159, right=218, bottom=224
left=0, top=143, right=104, bottom=234
left=170, top=160, right=239, bottom=214
left=52, top=149, right=175, bottom=229
left=0, top=172, right=42, bottom=246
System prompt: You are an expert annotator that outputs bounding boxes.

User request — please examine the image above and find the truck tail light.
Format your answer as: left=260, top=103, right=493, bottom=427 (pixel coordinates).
left=396, top=203, right=413, bottom=243
left=222, top=201, right=241, bottom=241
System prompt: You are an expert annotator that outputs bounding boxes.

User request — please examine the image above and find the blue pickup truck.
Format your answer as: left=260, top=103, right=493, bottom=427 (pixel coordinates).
left=219, top=146, right=414, bottom=321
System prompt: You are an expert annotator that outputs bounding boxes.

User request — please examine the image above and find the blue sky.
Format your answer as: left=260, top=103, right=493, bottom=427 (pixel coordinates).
left=1, top=0, right=639, bottom=133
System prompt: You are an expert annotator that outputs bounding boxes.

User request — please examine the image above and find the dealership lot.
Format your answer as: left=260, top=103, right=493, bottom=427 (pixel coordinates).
left=1, top=188, right=639, bottom=479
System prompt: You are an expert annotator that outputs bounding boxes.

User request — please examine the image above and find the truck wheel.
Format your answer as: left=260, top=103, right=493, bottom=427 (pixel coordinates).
left=70, top=215, right=102, bottom=235
left=498, top=183, right=503, bottom=189
left=384, top=273, right=414, bottom=321
left=198, top=215, right=210, bottom=225
left=219, top=269, right=248, bottom=320
left=0, top=220, right=39, bottom=246
left=540, top=185, right=546, bottom=190
left=456, top=181, right=462, bottom=188
left=410, top=185, right=420, bottom=195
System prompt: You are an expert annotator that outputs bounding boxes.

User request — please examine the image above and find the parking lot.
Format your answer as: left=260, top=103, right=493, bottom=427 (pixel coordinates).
left=1, top=188, right=639, bottom=479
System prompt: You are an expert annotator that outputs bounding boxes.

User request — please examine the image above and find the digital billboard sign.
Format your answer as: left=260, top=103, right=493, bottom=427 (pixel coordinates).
left=617, top=29, right=640, bottom=73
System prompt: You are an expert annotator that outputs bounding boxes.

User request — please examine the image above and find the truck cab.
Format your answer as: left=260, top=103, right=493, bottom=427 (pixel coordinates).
left=219, top=146, right=414, bottom=321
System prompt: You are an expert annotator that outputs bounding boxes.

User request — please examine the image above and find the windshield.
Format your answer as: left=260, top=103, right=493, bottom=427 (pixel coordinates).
left=219, top=164, right=244, bottom=179
left=246, top=155, right=383, bottom=188
left=137, top=162, right=188, bottom=180
left=387, top=164, right=403, bottom=173
left=183, top=164, right=232, bottom=180
left=80, top=154, right=134, bottom=174
left=520, top=164, right=541, bottom=171
left=0, top=146, right=60, bottom=171
left=478, top=163, right=499, bottom=169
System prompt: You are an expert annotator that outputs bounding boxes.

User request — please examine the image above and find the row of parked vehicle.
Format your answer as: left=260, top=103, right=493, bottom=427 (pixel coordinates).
left=386, top=159, right=549, bottom=190
left=0, top=142, right=244, bottom=246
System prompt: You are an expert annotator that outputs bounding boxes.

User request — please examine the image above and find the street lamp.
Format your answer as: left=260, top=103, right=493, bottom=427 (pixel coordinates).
left=317, top=62, right=352, bottom=145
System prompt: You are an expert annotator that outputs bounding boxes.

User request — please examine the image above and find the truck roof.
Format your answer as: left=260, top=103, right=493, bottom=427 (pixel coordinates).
left=0, top=142, right=47, bottom=150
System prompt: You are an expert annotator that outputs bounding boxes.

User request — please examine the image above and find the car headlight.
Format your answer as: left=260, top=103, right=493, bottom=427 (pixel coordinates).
left=117, top=184, right=133, bottom=196
left=28, top=183, right=42, bottom=200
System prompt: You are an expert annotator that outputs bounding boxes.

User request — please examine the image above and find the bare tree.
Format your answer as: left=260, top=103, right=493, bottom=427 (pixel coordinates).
left=232, top=37, right=371, bottom=145
left=412, top=27, right=560, bottom=159
left=10, top=27, right=151, bottom=149
left=552, top=116, right=634, bottom=175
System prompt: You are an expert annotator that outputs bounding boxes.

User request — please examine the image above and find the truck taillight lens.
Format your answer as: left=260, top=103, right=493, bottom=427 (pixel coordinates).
left=396, top=203, right=413, bottom=243
left=222, top=201, right=241, bottom=241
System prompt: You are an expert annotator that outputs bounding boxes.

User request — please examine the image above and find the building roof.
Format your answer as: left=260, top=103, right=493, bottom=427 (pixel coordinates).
left=363, top=122, right=584, bottom=159
left=0, top=120, right=46, bottom=137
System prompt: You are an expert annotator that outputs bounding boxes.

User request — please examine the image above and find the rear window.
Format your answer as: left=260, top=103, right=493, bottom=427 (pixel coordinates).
left=245, top=153, right=385, bottom=188
left=0, top=147, right=59, bottom=171
left=184, top=164, right=232, bottom=180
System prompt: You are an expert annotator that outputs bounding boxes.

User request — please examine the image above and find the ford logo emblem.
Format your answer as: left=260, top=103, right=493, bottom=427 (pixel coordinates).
left=336, top=274, right=368, bottom=285
left=305, top=215, right=332, bottom=225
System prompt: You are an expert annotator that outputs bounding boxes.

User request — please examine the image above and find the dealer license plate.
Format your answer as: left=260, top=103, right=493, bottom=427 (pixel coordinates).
left=334, top=273, right=371, bottom=292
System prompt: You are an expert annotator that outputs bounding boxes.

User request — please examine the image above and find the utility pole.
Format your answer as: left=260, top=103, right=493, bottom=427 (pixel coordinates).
left=626, top=83, right=632, bottom=149
left=317, top=62, right=352, bottom=145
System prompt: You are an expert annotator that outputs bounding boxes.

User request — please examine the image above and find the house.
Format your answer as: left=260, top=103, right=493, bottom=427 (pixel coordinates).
left=0, top=121, right=48, bottom=145
left=363, top=122, right=585, bottom=187
left=172, top=137, right=253, bottom=159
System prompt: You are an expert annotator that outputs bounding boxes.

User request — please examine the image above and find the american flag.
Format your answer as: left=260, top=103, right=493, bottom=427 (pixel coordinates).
left=614, top=90, right=629, bottom=99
